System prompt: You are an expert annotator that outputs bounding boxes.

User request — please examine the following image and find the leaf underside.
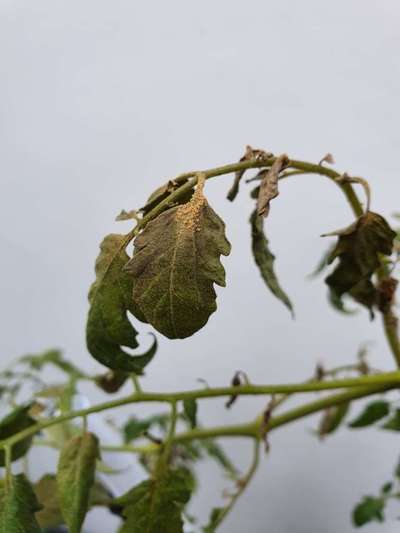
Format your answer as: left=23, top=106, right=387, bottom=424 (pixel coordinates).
left=125, top=188, right=231, bottom=339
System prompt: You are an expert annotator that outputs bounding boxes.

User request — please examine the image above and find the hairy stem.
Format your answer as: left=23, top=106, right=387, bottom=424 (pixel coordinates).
left=1, top=373, right=400, bottom=450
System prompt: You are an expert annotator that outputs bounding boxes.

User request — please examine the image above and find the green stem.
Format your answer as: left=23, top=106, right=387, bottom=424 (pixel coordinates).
left=175, top=383, right=394, bottom=444
left=2, top=372, right=400, bottom=450
left=131, top=374, right=143, bottom=393
left=156, top=401, right=178, bottom=474
left=211, top=438, right=261, bottom=531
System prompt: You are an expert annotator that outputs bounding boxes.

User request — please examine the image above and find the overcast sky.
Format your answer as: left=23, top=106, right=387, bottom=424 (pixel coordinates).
left=1, top=2, right=400, bottom=532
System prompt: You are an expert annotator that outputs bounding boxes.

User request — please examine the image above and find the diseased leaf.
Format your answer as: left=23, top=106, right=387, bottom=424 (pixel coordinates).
left=114, top=468, right=192, bottom=533
left=318, top=402, right=349, bottom=438
left=353, top=496, right=385, bottom=527
left=0, top=405, right=36, bottom=466
left=256, top=154, right=288, bottom=217
left=348, top=401, right=390, bottom=428
left=125, top=179, right=231, bottom=339
left=57, top=432, right=99, bottom=533
left=324, top=212, right=396, bottom=312
left=0, top=474, right=42, bottom=532
left=86, top=233, right=157, bottom=372
left=183, top=399, right=198, bottom=429
left=381, top=409, right=400, bottom=431
left=250, top=210, right=293, bottom=313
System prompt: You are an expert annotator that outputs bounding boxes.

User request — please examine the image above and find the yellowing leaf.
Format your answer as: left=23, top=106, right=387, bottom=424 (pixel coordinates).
left=57, top=432, right=99, bottom=533
left=86, top=233, right=157, bottom=372
left=324, top=212, right=396, bottom=311
left=250, top=210, right=293, bottom=314
left=125, top=181, right=231, bottom=339
left=0, top=474, right=42, bottom=533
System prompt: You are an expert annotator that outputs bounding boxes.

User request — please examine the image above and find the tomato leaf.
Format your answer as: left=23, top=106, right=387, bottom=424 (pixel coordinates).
left=0, top=474, right=42, bottom=532
left=57, top=432, right=99, bottom=533
left=125, top=181, right=231, bottom=338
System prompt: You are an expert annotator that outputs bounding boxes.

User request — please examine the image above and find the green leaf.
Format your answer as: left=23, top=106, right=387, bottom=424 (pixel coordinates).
left=381, top=482, right=393, bottom=495
left=115, top=468, right=192, bottom=533
left=348, top=401, right=390, bottom=428
left=0, top=405, right=36, bottom=466
left=324, top=212, right=396, bottom=312
left=87, top=233, right=158, bottom=372
left=0, top=474, right=42, bottom=532
left=124, top=183, right=231, bottom=339
left=183, top=399, right=198, bottom=429
left=123, top=413, right=170, bottom=442
left=318, top=402, right=349, bottom=437
left=353, top=496, right=385, bottom=527
left=200, top=439, right=238, bottom=478
left=203, top=507, right=224, bottom=532
left=57, top=432, right=99, bottom=533
left=250, top=210, right=293, bottom=314
left=381, top=408, right=400, bottom=431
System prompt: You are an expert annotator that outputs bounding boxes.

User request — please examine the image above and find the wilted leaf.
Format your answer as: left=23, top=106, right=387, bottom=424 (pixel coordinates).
left=256, top=154, right=288, bottom=217
left=115, top=468, right=192, bottom=533
left=183, top=399, right=197, bottom=429
left=324, top=212, right=396, bottom=312
left=348, top=401, right=390, bottom=428
left=250, top=210, right=293, bottom=313
left=318, top=402, right=349, bottom=438
left=57, top=432, right=99, bottom=533
left=353, top=496, right=385, bottom=526
left=226, top=145, right=270, bottom=202
left=381, top=409, right=400, bottom=431
left=86, top=233, right=157, bottom=372
left=95, top=369, right=129, bottom=394
left=125, top=179, right=231, bottom=339
left=0, top=405, right=36, bottom=466
left=0, top=474, right=42, bottom=532
left=308, top=245, right=336, bottom=278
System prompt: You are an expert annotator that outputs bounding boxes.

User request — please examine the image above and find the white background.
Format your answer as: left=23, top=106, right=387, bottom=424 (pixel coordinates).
left=1, top=1, right=400, bottom=532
